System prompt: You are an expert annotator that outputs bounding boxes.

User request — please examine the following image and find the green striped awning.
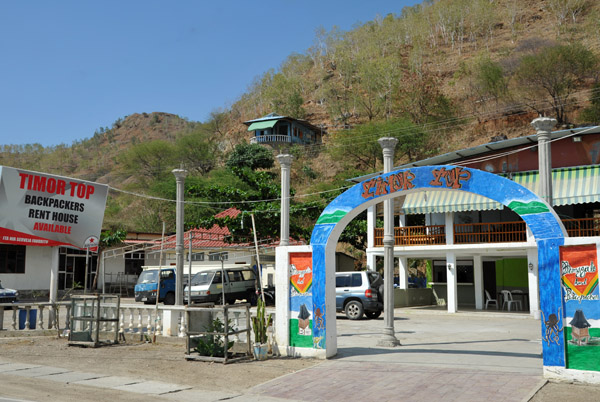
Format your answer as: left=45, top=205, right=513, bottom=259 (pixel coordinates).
left=402, top=190, right=502, bottom=214
left=512, top=165, right=600, bottom=206
left=247, top=120, right=278, bottom=131
left=400, top=165, right=600, bottom=215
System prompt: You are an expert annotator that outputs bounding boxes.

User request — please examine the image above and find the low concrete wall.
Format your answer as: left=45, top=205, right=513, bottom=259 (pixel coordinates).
left=430, top=283, right=476, bottom=307
left=393, top=288, right=435, bottom=307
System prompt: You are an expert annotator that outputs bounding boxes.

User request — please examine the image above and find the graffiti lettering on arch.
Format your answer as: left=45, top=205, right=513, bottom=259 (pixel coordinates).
left=429, top=166, right=472, bottom=189
left=361, top=171, right=415, bottom=199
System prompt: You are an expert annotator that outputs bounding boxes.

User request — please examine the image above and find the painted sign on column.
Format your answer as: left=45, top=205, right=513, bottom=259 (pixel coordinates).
left=289, top=252, right=314, bottom=347
left=0, top=166, right=109, bottom=251
left=560, top=244, right=600, bottom=372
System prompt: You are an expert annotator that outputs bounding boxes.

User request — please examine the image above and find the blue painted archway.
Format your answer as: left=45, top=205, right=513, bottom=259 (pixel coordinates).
left=310, top=165, right=567, bottom=367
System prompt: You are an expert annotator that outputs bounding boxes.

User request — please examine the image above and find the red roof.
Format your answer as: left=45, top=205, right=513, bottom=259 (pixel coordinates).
left=155, top=207, right=305, bottom=250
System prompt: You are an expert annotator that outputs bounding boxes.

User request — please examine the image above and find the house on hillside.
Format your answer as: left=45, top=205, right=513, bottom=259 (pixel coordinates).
left=243, top=113, right=326, bottom=146
left=354, top=124, right=600, bottom=315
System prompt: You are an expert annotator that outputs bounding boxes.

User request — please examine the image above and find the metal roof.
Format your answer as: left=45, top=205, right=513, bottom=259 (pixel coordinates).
left=243, top=113, right=326, bottom=134
left=349, top=125, right=600, bottom=183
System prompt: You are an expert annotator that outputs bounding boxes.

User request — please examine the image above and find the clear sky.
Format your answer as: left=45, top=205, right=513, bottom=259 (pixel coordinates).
left=0, top=1, right=421, bottom=147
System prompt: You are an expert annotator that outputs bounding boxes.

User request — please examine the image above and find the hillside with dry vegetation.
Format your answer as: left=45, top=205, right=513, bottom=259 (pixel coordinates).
left=2, top=0, right=600, bottom=242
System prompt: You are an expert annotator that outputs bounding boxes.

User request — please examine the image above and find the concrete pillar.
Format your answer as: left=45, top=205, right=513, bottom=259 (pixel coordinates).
left=446, top=252, right=457, bottom=313
left=377, top=137, right=400, bottom=347
left=445, top=212, right=454, bottom=245
left=527, top=248, right=540, bottom=319
left=49, top=246, right=59, bottom=326
left=172, top=167, right=188, bottom=306
left=531, top=117, right=556, bottom=206
left=473, top=255, right=483, bottom=310
left=49, top=247, right=59, bottom=303
left=398, top=257, right=408, bottom=290
left=367, top=206, right=375, bottom=249
left=277, top=154, right=293, bottom=247
left=366, top=206, right=376, bottom=271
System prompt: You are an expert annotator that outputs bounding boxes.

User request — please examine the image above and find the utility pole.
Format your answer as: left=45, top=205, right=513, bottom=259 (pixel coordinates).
left=172, top=166, right=188, bottom=305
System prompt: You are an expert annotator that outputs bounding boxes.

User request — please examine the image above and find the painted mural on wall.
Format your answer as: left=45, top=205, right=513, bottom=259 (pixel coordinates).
left=289, top=252, right=314, bottom=348
left=310, top=165, right=566, bottom=365
left=560, top=244, right=600, bottom=372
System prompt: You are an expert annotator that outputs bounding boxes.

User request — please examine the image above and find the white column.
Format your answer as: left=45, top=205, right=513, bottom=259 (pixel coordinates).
left=398, top=257, right=408, bottom=290
left=366, top=206, right=377, bottom=271
left=446, top=252, right=457, bottom=313
left=527, top=248, right=540, bottom=319
left=49, top=247, right=59, bottom=303
left=367, top=206, right=375, bottom=248
left=172, top=167, right=188, bottom=306
left=473, top=255, right=483, bottom=310
left=277, top=154, right=293, bottom=247
left=445, top=212, right=454, bottom=245
left=377, top=137, right=400, bottom=347
left=275, top=246, right=291, bottom=350
left=531, top=117, right=556, bottom=207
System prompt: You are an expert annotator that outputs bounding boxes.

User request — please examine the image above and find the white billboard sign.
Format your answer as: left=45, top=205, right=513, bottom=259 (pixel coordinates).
left=0, top=166, right=108, bottom=250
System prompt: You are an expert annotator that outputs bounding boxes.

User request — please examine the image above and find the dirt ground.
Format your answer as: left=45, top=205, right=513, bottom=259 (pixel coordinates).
left=529, top=381, right=600, bottom=402
left=0, top=334, right=318, bottom=392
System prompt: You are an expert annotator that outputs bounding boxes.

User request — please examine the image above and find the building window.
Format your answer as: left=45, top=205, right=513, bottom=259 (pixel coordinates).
left=209, top=252, right=228, bottom=261
left=190, top=252, right=205, bottom=261
left=0, top=245, right=26, bottom=274
left=125, top=252, right=145, bottom=276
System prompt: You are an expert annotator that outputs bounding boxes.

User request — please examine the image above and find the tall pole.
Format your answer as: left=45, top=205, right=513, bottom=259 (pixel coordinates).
left=188, top=231, right=193, bottom=305
left=277, top=154, right=293, bottom=247
left=377, top=137, right=400, bottom=347
left=172, top=167, right=188, bottom=305
left=531, top=117, right=557, bottom=207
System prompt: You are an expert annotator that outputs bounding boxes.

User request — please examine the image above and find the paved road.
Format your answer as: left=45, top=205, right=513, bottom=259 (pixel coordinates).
left=1, top=308, right=549, bottom=401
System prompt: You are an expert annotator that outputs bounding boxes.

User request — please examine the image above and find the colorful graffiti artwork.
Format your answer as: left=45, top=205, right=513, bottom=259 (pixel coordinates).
left=560, top=244, right=600, bottom=372
left=561, top=244, right=599, bottom=302
left=290, top=263, right=312, bottom=294
left=542, top=307, right=564, bottom=346
left=289, top=252, right=314, bottom=348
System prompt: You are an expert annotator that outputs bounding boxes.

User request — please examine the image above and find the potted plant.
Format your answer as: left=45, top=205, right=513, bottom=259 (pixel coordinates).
left=251, top=297, right=273, bottom=360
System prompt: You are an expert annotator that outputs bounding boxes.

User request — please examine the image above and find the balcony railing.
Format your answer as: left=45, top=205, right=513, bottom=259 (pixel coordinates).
left=374, top=225, right=445, bottom=246
left=562, top=218, right=600, bottom=237
left=250, top=135, right=291, bottom=144
left=373, top=217, right=600, bottom=247
left=454, top=221, right=527, bottom=244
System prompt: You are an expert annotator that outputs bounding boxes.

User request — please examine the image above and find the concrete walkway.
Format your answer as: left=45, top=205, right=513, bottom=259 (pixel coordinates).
left=0, top=308, right=547, bottom=401
left=247, top=308, right=545, bottom=401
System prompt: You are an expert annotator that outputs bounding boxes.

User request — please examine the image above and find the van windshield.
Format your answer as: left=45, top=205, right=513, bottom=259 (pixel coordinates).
left=191, top=271, right=216, bottom=286
left=137, top=270, right=158, bottom=284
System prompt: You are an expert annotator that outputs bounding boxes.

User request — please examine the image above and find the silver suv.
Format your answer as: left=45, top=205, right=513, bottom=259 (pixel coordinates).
left=335, top=271, right=383, bottom=320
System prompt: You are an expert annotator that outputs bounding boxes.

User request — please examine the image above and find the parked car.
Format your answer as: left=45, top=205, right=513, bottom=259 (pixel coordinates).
left=184, top=266, right=257, bottom=305
left=134, top=267, right=176, bottom=305
left=335, top=271, right=383, bottom=320
left=0, top=281, right=19, bottom=304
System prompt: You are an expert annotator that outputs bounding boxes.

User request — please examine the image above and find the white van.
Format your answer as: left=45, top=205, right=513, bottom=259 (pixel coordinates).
left=184, top=266, right=257, bottom=305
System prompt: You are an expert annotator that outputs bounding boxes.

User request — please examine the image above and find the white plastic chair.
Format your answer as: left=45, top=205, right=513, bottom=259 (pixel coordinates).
left=485, top=290, right=498, bottom=310
left=501, top=290, right=522, bottom=311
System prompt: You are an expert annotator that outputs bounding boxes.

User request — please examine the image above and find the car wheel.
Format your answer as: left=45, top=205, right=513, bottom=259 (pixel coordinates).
left=163, top=292, right=175, bottom=305
left=365, top=310, right=382, bottom=319
left=344, top=300, right=364, bottom=320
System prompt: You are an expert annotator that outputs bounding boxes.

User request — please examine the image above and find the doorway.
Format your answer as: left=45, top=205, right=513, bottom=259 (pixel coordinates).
left=58, top=247, right=97, bottom=291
